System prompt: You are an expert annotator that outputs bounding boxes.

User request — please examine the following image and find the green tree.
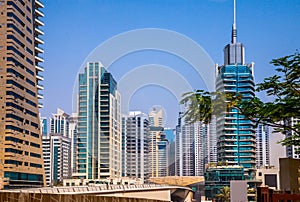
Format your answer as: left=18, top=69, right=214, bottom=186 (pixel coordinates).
left=216, top=186, right=230, bottom=202
left=239, top=53, right=300, bottom=147
left=181, top=52, right=300, bottom=148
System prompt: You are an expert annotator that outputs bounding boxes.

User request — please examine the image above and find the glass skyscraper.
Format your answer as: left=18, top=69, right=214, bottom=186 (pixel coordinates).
left=74, top=62, right=121, bottom=180
left=216, top=0, right=256, bottom=175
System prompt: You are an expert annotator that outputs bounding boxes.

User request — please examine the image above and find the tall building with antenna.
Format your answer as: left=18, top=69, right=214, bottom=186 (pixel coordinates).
left=216, top=0, right=256, bottom=177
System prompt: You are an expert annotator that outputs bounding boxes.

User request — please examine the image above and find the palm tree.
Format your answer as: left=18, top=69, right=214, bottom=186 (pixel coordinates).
left=216, top=186, right=230, bottom=202
left=180, top=90, right=212, bottom=124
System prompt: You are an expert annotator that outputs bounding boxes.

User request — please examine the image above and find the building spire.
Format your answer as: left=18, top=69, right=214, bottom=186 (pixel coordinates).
left=231, top=0, right=237, bottom=44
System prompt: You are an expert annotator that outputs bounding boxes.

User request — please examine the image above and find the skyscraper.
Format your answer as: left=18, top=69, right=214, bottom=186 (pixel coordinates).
left=148, top=107, right=168, bottom=177
left=164, top=128, right=176, bottom=176
left=0, top=0, right=45, bottom=189
left=122, top=111, right=149, bottom=182
left=256, top=124, right=270, bottom=168
left=285, top=118, right=300, bottom=159
left=176, top=118, right=208, bottom=176
left=74, top=62, right=121, bottom=180
left=175, top=109, right=210, bottom=176
left=216, top=0, right=256, bottom=174
left=195, top=122, right=209, bottom=176
left=42, top=109, right=73, bottom=186
left=42, top=133, right=71, bottom=186
left=68, top=113, right=78, bottom=174
left=50, top=108, right=70, bottom=137
left=208, top=116, right=217, bottom=164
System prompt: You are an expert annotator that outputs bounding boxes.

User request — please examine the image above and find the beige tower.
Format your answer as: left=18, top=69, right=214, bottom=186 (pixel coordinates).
left=0, top=0, right=45, bottom=189
left=149, top=107, right=168, bottom=177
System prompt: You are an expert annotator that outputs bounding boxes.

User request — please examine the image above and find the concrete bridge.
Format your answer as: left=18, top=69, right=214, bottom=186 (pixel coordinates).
left=0, top=184, right=194, bottom=202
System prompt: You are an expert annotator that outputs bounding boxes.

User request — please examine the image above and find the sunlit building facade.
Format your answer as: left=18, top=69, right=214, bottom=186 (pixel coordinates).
left=74, top=62, right=121, bottom=180
left=0, top=0, right=45, bottom=189
left=122, top=111, right=149, bottom=182
left=42, top=133, right=71, bottom=186
left=148, top=108, right=168, bottom=177
left=256, top=124, right=270, bottom=168
left=215, top=1, right=256, bottom=175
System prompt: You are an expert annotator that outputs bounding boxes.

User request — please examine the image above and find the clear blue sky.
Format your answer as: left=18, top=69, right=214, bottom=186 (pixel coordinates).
left=41, top=0, right=300, bottom=128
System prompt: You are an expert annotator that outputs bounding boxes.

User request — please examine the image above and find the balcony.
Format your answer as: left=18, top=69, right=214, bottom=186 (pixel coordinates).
left=35, top=8, right=44, bottom=17
left=35, top=27, right=44, bottom=35
left=36, top=74, right=44, bottom=81
left=35, top=46, right=44, bottom=53
left=35, top=0, right=45, bottom=8
left=37, top=83, right=44, bottom=90
left=36, top=65, right=44, bottom=72
left=37, top=93, right=44, bottom=99
left=35, top=55, right=44, bottom=63
left=34, top=18, right=44, bottom=27
left=35, top=36, right=44, bottom=44
left=38, top=102, right=44, bottom=108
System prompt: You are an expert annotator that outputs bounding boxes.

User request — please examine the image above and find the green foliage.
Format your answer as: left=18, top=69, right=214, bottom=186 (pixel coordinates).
left=181, top=52, right=300, bottom=148
left=239, top=52, right=300, bottom=146
left=180, top=90, right=212, bottom=124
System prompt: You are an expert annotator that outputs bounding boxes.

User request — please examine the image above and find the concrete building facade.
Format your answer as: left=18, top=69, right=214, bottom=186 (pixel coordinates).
left=42, top=133, right=71, bottom=186
left=285, top=118, right=300, bottom=159
left=0, top=0, right=45, bottom=189
left=175, top=113, right=209, bottom=176
left=148, top=108, right=168, bottom=177
left=256, top=124, right=271, bottom=168
left=122, top=111, right=149, bottom=182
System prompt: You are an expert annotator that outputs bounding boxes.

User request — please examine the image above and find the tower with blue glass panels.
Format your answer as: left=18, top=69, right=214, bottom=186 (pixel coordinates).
left=216, top=0, right=256, bottom=174
left=75, top=62, right=121, bottom=180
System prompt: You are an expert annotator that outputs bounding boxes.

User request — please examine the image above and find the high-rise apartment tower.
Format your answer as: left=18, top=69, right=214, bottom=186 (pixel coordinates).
left=0, top=0, right=45, bottom=189
left=73, top=62, right=121, bottom=180
left=216, top=0, right=256, bottom=175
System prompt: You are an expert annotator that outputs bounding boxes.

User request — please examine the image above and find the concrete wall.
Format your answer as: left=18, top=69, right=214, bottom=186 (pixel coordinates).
left=0, top=193, right=168, bottom=202
left=100, top=190, right=171, bottom=201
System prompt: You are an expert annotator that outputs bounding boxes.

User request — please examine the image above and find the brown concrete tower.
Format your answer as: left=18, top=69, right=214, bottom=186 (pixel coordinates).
left=0, top=0, right=45, bottom=189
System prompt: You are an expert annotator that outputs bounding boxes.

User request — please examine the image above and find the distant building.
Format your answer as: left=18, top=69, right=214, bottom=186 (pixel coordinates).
left=122, top=111, right=149, bottom=182
left=148, top=108, right=168, bottom=177
left=121, top=116, right=127, bottom=177
left=41, top=117, right=48, bottom=136
left=176, top=115, right=195, bottom=176
left=42, top=135, right=51, bottom=186
left=149, top=107, right=163, bottom=127
left=208, top=116, right=217, bottom=164
left=256, top=124, right=271, bottom=168
left=50, top=108, right=70, bottom=137
left=205, top=165, right=245, bottom=200
left=165, top=129, right=176, bottom=176
left=195, top=123, right=209, bottom=176
left=68, top=113, right=78, bottom=174
left=42, top=109, right=74, bottom=186
left=73, top=62, right=121, bottom=180
left=175, top=112, right=208, bottom=176
left=285, top=118, right=300, bottom=159
left=42, top=134, right=71, bottom=186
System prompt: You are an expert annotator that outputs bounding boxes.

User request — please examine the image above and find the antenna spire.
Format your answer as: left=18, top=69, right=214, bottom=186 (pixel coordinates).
left=231, top=0, right=237, bottom=44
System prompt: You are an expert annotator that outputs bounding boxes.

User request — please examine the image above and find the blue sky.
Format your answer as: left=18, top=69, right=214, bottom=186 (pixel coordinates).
left=41, top=0, right=300, bottom=128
